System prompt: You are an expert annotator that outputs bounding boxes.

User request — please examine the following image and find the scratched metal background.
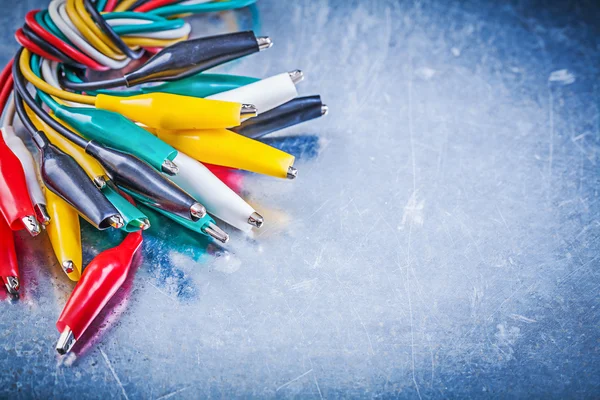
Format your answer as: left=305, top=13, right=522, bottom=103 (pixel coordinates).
left=1, top=0, right=599, bottom=398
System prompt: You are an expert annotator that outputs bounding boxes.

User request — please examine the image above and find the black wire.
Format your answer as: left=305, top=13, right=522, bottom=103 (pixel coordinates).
left=12, top=48, right=89, bottom=149
left=58, top=71, right=127, bottom=91
left=84, top=0, right=144, bottom=60
left=13, top=91, right=37, bottom=136
left=21, top=25, right=87, bottom=70
left=128, top=0, right=152, bottom=10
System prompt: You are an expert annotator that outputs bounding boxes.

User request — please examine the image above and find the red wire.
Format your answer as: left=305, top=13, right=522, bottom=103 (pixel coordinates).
left=104, top=0, right=119, bottom=12
left=15, top=29, right=62, bottom=64
left=0, top=77, right=14, bottom=114
left=0, top=59, right=14, bottom=90
left=0, top=58, right=14, bottom=121
left=134, top=0, right=181, bottom=12
left=24, top=10, right=108, bottom=71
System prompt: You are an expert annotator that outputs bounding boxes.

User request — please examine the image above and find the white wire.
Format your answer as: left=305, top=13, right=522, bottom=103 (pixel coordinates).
left=58, top=2, right=127, bottom=61
left=57, top=1, right=130, bottom=65
left=180, top=0, right=214, bottom=5
left=41, top=59, right=91, bottom=108
left=3, top=94, right=16, bottom=126
left=107, top=19, right=191, bottom=40
left=48, top=0, right=130, bottom=70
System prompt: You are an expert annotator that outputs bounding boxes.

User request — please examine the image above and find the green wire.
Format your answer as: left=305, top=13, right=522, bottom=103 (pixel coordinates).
left=103, top=11, right=184, bottom=35
left=37, top=10, right=72, bottom=45
left=61, top=64, right=259, bottom=98
left=32, top=59, right=148, bottom=233
left=61, top=65, right=142, bottom=96
left=148, top=0, right=257, bottom=17
left=30, top=54, right=61, bottom=113
left=101, top=185, right=149, bottom=233
left=96, top=0, right=107, bottom=11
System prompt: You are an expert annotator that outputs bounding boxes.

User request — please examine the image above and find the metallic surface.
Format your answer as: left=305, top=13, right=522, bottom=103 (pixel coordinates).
left=0, top=0, right=599, bottom=398
left=240, top=103, right=258, bottom=117
left=61, top=260, right=74, bottom=275
left=161, top=159, right=179, bottom=176
left=289, top=69, right=304, bottom=84
left=248, top=211, right=264, bottom=228
left=287, top=165, right=298, bottom=180
left=190, top=202, right=207, bottom=220
left=20, top=214, right=41, bottom=236
left=203, top=222, right=230, bottom=244
left=34, top=203, right=51, bottom=226
left=56, top=328, right=76, bottom=355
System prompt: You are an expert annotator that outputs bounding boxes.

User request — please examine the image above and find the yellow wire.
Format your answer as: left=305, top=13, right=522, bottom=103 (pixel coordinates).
left=74, top=0, right=123, bottom=55
left=122, top=35, right=188, bottom=48
left=20, top=49, right=97, bottom=106
left=113, top=0, right=138, bottom=12
left=66, top=0, right=125, bottom=60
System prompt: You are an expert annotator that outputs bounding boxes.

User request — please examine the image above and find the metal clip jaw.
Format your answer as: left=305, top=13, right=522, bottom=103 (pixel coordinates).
left=56, top=327, right=76, bottom=355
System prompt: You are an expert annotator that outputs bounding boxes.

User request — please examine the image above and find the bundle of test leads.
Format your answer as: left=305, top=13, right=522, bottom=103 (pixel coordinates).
left=0, top=0, right=327, bottom=355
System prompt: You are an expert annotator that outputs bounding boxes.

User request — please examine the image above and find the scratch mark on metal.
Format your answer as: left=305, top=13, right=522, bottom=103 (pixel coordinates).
left=509, top=314, right=538, bottom=324
left=406, top=51, right=422, bottom=400
left=276, top=369, right=313, bottom=392
left=155, top=386, right=191, bottom=400
left=548, top=85, right=554, bottom=183
left=313, top=371, right=324, bottom=400
left=100, top=349, right=129, bottom=400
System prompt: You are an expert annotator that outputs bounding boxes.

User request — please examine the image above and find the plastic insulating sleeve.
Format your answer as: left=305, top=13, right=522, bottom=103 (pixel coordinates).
left=2, top=126, right=46, bottom=208
left=143, top=73, right=259, bottom=98
left=25, top=106, right=107, bottom=184
left=231, top=95, right=324, bottom=139
left=34, top=131, right=120, bottom=230
left=54, top=105, right=177, bottom=172
left=85, top=141, right=199, bottom=221
left=0, top=131, right=37, bottom=231
left=56, top=232, right=142, bottom=341
left=45, top=188, right=82, bottom=281
left=168, top=153, right=256, bottom=232
left=124, top=31, right=260, bottom=86
left=95, top=92, right=244, bottom=131
left=0, top=213, right=19, bottom=282
left=101, top=184, right=149, bottom=232
left=157, top=128, right=295, bottom=179
left=207, top=72, right=298, bottom=116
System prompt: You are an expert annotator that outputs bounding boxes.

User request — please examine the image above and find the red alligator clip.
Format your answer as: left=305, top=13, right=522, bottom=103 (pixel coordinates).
left=0, top=132, right=40, bottom=236
left=55, top=231, right=143, bottom=354
left=0, top=214, right=19, bottom=297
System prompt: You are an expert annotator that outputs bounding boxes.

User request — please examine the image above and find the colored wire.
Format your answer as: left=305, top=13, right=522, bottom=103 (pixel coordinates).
left=121, top=34, right=187, bottom=48
left=148, top=0, right=257, bottom=17
left=66, top=0, right=124, bottom=59
left=96, top=0, right=108, bottom=11
left=50, top=0, right=130, bottom=69
left=15, top=28, right=63, bottom=64
left=25, top=10, right=106, bottom=70
left=14, top=92, right=39, bottom=138
left=113, top=0, right=139, bottom=12
left=104, top=12, right=184, bottom=35
left=42, top=59, right=85, bottom=108
left=82, top=0, right=144, bottom=59
left=112, top=20, right=191, bottom=39
left=104, top=0, right=118, bottom=11
left=19, top=49, right=96, bottom=105
left=0, top=61, right=14, bottom=113
left=129, top=0, right=152, bottom=9
left=134, top=0, right=181, bottom=12
left=38, top=10, right=73, bottom=47
left=13, top=48, right=89, bottom=149
left=72, top=0, right=123, bottom=55
left=0, top=77, right=14, bottom=118
left=20, top=24, right=87, bottom=68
